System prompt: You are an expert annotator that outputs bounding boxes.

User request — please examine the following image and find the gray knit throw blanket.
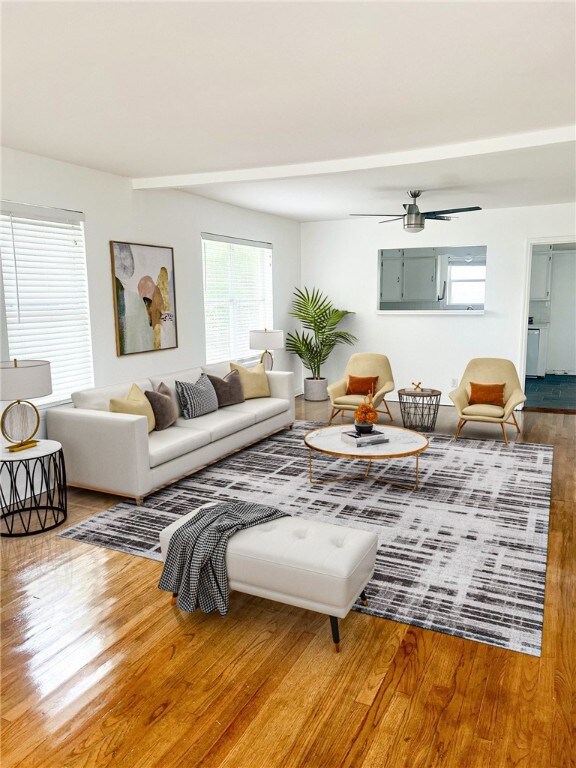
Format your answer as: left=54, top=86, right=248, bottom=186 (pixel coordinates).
left=158, top=502, right=289, bottom=616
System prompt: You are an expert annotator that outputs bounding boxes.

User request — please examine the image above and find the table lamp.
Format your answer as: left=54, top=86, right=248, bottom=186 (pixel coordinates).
left=0, top=359, right=52, bottom=451
left=249, top=329, right=284, bottom=371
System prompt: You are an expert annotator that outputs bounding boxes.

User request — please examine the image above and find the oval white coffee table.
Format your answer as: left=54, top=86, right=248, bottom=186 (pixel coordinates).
left=304, top=425, right=429, bottom=490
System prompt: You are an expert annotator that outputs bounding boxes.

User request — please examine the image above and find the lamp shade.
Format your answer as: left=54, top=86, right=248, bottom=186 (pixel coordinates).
left=0, top=360, right=52, bottom=401
left=249, top=330, right=284, bottom=351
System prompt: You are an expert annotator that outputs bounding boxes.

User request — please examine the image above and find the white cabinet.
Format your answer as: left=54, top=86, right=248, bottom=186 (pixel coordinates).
left=538, top=326, right=549, bottom=376
left=379, top=253, right=402, bottom=302
left=403, top=256, right=437, bottom=301
left=379, top=251, right=437, bottom=304
left=530, top=250, right=552, bottom=300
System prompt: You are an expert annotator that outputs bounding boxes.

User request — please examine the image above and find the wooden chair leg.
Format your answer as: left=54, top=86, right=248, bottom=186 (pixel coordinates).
left=501, top=422, right=509, bottom=445
left=382, top=398, right=393, bottom=422
left=454, top=419, right=466, bottom=441
left=511, top=412, right=521, bottom=433
left=171, top=592, right=178, bottom=605
left=328, top=408, right=340, bottom=425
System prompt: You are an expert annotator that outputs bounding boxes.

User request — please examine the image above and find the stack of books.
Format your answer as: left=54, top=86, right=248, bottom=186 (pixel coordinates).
left=341, top=429, right=390, bottom=447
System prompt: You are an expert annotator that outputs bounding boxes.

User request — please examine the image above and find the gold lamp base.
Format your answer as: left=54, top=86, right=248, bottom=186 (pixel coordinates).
left=259, top=350, right=274, bottom=371
left=7, top=439, right=40, bottom=453
left=1, top=400, right=41, bottom=452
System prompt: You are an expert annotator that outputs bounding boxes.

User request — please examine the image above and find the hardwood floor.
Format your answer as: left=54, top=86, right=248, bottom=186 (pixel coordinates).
left=1, top=399, right=574, bottom=767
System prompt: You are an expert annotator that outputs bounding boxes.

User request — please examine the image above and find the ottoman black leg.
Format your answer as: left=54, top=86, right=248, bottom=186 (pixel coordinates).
left=360, top=589, right=368, bottom=606
left=329, top=616, right=340, bottom=653
left=171, top=592, right=178, bottom=605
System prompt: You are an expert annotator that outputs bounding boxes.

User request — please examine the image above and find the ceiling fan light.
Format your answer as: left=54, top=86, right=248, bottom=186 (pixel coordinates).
left=404, top=212, right=425, bottom=233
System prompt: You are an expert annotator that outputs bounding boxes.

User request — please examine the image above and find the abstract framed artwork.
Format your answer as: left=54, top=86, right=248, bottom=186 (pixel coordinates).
left=110, top=241, right=178, bottom=356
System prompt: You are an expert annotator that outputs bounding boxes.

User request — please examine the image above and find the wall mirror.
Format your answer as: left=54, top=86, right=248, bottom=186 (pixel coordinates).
left=377, top=246, right=487, bottom=311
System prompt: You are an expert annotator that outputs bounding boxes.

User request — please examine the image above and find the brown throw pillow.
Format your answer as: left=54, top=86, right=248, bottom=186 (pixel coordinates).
left=469, top=382, right=505, bottom=407
left=207, top=370, right=245, bottom=407
left=145, top=382, right=178, bottom=430
left=346, top=375, right=379, bottom=396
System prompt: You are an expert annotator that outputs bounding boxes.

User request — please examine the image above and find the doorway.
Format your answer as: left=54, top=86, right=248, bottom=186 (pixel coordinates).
left=525, top=242, right=576, bottom=412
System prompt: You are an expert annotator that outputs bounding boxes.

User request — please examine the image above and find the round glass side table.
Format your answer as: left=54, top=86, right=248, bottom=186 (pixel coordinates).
left=1, top=439, right=67, bottom=537
left=397, top=389, right=442, bottom=432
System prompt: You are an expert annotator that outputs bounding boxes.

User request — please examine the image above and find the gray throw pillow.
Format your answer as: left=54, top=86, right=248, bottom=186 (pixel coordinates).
left=176, top=374, right=218, bottom=419
left=145, top=382, right=178, bottom=431
left=207, top=370, right=245, bottom=407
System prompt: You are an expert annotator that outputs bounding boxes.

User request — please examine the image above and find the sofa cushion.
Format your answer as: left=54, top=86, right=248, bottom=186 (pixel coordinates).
left=175, top=409, right=255, bottom=441
left=462, top=403, right=505, bottom=418
left=176, top=375, right=218, bottom=419
left=148, top=427, right=211, bottom=468
left=149, top=368, right=203, bottom=416
left=145, top=383, right=178, bottom=431
left=230, top=362, right=270, bottom=399
left=226, top=397, right=289, bottom=424
left=72, top=378, right=153, bottom=411
left=110, top=384, right=155, bottom=432
left=207, top=370, right=245, bottom=407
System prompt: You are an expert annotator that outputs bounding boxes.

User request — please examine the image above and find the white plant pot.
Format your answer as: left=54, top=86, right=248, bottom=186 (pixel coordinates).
left=304, top=377, right=328, bottom=401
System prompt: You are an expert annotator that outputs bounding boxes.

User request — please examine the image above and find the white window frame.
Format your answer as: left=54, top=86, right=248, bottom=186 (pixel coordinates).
left=0, top=201, right=94, bottom=408
left=201, top=233, right=273, bottom=365
left=446, top=258, right=487, bottom=308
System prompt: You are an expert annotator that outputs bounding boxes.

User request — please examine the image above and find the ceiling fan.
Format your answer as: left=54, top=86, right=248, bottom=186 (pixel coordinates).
left=351, top=190, right=482, bottom=233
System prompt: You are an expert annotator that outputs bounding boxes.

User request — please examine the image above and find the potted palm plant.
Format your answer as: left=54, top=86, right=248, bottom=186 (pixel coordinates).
left=286, top=287, right=357, bottom=401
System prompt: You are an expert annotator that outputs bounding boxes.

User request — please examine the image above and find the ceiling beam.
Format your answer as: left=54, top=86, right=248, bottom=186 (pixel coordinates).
left=131, top=126, right=575, bottom=190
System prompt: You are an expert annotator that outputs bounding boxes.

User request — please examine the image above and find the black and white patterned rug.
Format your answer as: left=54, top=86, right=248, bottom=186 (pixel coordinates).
left=60, top=422, right=553, bottom=655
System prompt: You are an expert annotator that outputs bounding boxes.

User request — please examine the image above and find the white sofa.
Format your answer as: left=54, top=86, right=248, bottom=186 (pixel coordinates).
left=47, top=362, right=295, bottom=503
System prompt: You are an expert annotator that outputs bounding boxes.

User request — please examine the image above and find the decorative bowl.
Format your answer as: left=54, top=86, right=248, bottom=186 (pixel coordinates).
left=354, top=421, right=373, bottom=435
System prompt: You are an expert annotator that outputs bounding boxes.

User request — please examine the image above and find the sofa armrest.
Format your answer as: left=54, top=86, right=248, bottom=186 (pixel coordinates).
left=47, top=405, right=150, bottom=498
left=266, top=371, right=295, bottom=421
left=503, top=388, right=527, bottom=418
left=327, top=378, right=347, bottom=401
left=449, top=386, right=469, bottom=416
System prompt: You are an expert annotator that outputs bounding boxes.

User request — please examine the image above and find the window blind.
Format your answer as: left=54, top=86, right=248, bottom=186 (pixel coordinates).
left=0, top=204, right=94, bottom=406
left=201, top=233, right=273, bottom=364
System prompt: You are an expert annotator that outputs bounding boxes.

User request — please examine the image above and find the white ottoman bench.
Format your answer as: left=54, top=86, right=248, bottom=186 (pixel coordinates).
left=159, top=502, right=378, bottom=652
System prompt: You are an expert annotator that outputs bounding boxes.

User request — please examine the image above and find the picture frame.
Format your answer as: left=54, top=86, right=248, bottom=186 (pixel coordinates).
left=110, top=240, right=178, bottom=356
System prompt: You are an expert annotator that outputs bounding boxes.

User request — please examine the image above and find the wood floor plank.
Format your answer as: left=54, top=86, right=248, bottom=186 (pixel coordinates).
left=1, top=401, right=573, bottom=767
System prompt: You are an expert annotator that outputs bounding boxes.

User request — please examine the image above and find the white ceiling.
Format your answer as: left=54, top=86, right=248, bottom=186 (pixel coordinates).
left=2, top=1, right=575, bottom=221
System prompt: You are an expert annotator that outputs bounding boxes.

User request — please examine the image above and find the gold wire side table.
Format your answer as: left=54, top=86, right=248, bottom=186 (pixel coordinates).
left=397, top=389, right=442, bottom=432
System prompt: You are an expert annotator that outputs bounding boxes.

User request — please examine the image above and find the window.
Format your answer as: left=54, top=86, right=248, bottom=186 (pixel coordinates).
left=201, top=233, right=273, bottom=364
left=1, top=202, right=94, bottom=406
left=447, top=256, right=486, bottom=307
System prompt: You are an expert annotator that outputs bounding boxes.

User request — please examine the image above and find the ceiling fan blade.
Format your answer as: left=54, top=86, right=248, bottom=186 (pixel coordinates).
left=349, top=213, right=402, bottom=217
left=379, top=217, right=404, bottom=224
left=422, top=206, right=482, bottom=216
left=424, top=215, right=453, bottom=221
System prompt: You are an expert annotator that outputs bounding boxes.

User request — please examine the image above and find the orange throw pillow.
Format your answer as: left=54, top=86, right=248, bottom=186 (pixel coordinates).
left=346, top=375, right=379, bottom=396
left=469, top=382, right=505, bottom=406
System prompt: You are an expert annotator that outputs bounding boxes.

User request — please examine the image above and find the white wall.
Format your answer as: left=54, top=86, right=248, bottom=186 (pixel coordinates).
left=301, top=204, right=576, bottom=402
left=547, top=251, right=576, bottom=374
left=1, top=148, right=301, bottom=388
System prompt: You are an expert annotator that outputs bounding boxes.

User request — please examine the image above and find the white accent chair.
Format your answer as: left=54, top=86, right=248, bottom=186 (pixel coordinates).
left=327, top=353, right=395, bottom=425
left=449, top=358, right=526, bottom=445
